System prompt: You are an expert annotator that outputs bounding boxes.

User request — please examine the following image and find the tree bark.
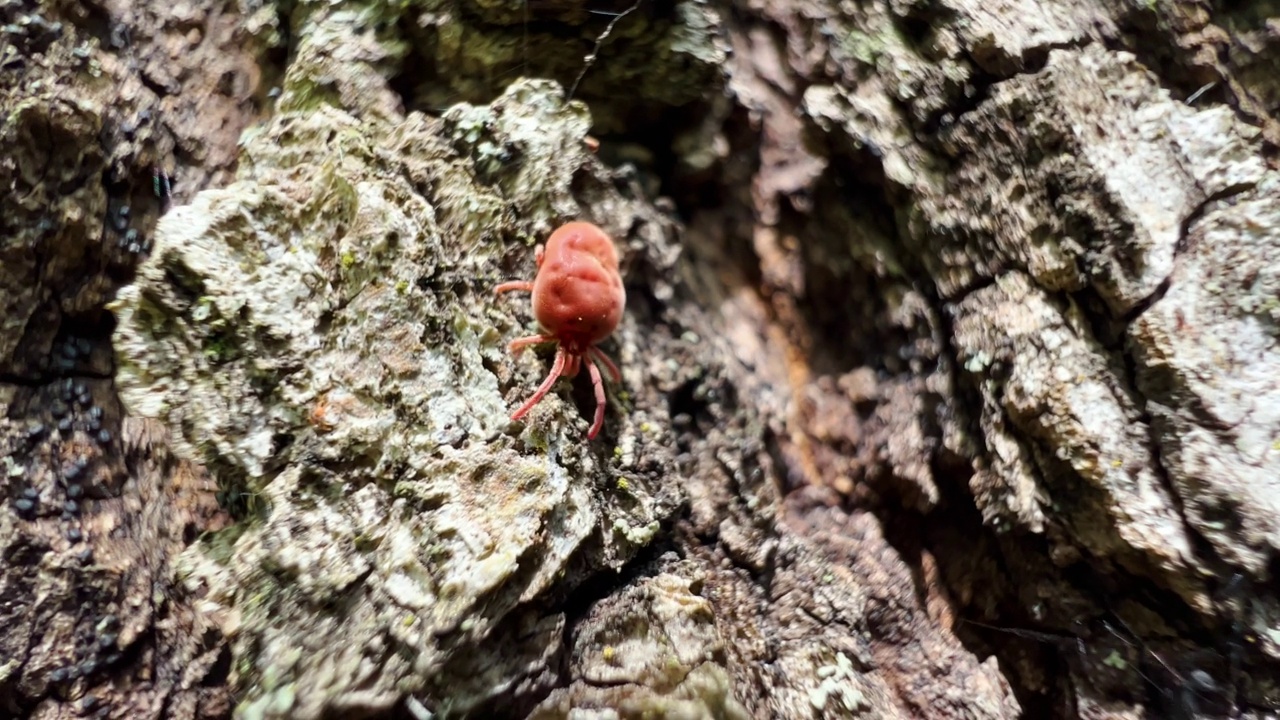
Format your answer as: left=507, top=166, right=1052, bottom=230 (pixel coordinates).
left=3, top=0, right=1279, bottom=718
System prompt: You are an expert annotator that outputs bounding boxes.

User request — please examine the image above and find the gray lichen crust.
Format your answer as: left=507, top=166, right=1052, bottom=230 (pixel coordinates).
left=112, top=80, right=683, bottom=718
left=529, top=565, right=752, bottom=720
left=1130, top=171, right=1280, bottom=590
left=807, top=39, right=1279, bottom=609
left=951, top=273, right=1196, bottom=580
left=936, top=47, right=1276, bottom=609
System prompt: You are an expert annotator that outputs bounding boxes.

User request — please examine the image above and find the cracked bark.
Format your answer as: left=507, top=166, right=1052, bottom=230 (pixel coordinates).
left=3, top=0, right=1280, bottom=719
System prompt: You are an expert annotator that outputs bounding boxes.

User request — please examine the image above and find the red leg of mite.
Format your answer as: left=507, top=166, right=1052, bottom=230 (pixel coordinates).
left=495, top=281, right=535, bottom=295
left=586, top=354, right=606, bottom=439
left=511, top=345, right=567, bottom=422
left=508, top=334, right=554, bottom=354
left=564, top=353, right=582, bottom=378
left=589, top=347, right=622, bottom=383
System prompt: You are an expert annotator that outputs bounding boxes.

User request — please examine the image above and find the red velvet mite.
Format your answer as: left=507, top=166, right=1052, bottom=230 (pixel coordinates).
left=495, top=221, right=625, bottom=439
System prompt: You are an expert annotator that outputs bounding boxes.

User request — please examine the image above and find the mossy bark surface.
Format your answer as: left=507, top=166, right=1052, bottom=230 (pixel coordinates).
left=3, top=0, right=1280, bottom=718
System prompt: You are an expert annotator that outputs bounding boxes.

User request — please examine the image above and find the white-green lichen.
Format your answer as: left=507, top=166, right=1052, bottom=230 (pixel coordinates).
left=113, top=76, right=677, bottom=719
left=810, top=652, right=868, bottom=714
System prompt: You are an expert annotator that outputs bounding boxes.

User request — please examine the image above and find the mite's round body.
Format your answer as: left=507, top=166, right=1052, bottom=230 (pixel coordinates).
left=532, top=222, right=625, bottom=355
left=495, top=222, right=625, bottom=439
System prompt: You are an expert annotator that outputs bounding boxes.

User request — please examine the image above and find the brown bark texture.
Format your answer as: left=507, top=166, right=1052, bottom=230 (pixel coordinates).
left=3, top=0, right=1280, bottom=718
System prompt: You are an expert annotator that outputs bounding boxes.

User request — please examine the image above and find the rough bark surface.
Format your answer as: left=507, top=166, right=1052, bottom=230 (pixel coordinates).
left=3, top=0, right=1280, bottom=719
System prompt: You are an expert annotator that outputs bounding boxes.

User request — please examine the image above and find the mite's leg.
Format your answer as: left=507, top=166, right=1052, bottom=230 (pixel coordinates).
left=495, top=281, right=535, bottom=294
left=508, top=335, right=555, bottom=354
left=563, top=353, right=582, bottom=378
left=589, top=346, right=621, bottom=383
left=511, top=346, right=567, bottom=422
left=585, top=355, right=607, bottom=439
